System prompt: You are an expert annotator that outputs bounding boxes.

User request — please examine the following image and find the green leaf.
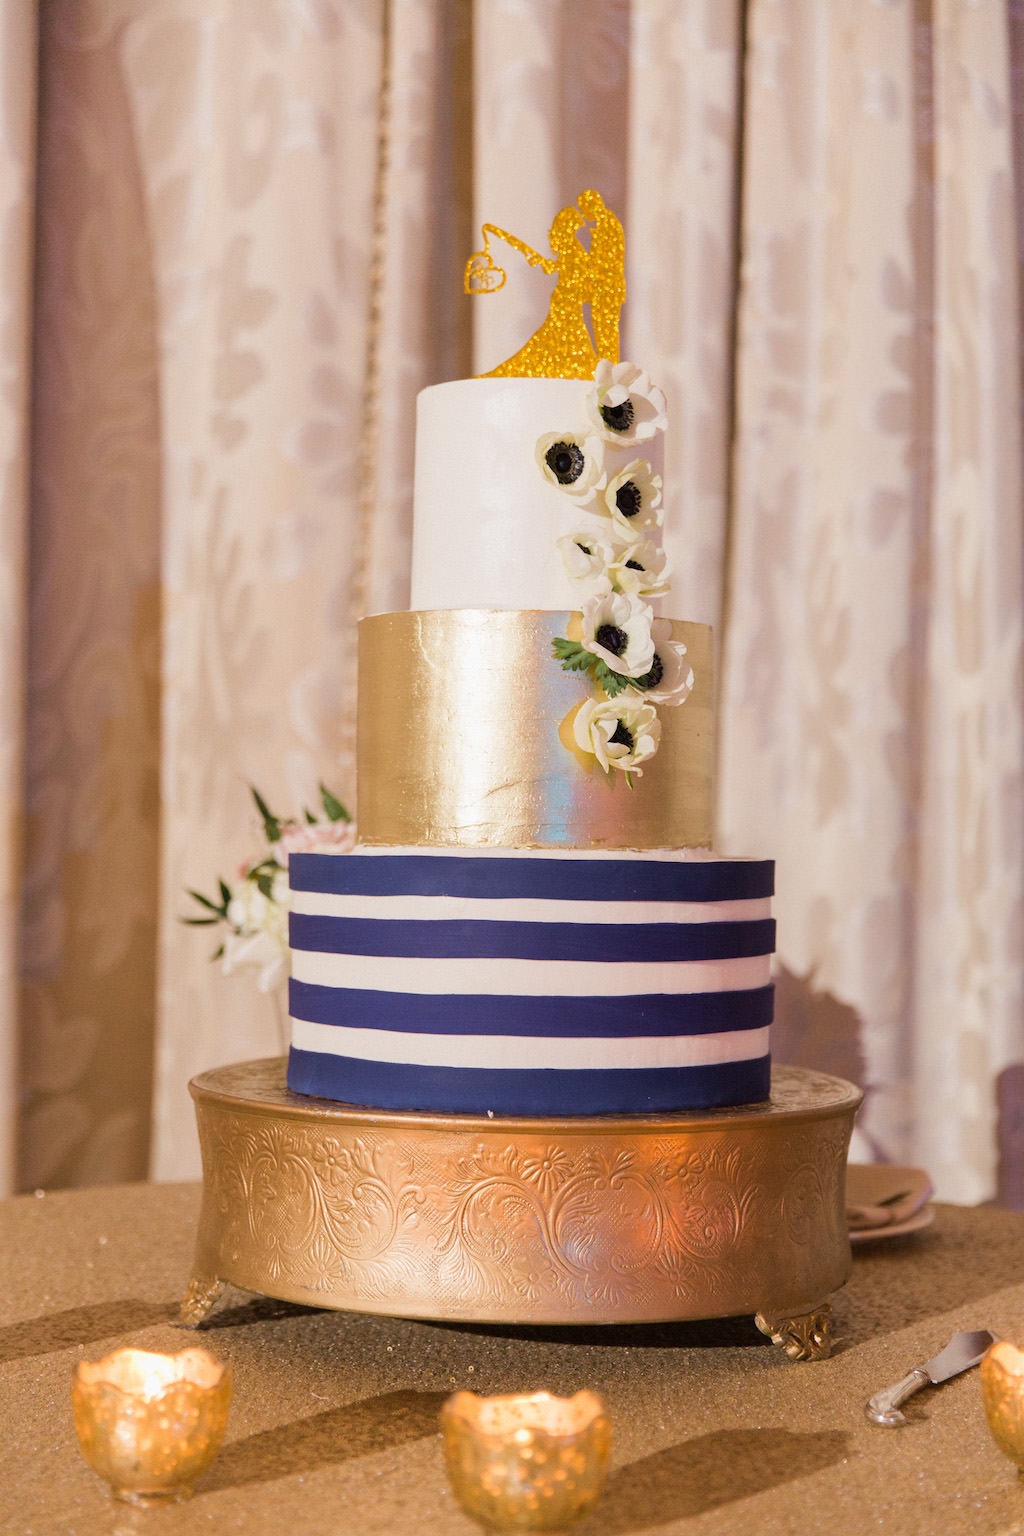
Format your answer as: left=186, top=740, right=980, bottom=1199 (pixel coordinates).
left=248, top=857, right=282, bottom=876
left=625, top=771, right=635, bottom=791
left=593, top=661, right=633, bottom=698
left=255, top=871, right=276, bottom=900
left=304, top=806, right=317, bottom=824
left=250, top=784, right=283, bottom=844
left=552, top=637, right=597, bottom=675
left=211, top=943, right=224, bottom=961
left=181, top=916, right=220, bottom=926
left=218, top=878, right=233, bottom=908
left=186, top=888, right=228, bottom=917
left=320, top=783, right=351, bottom=823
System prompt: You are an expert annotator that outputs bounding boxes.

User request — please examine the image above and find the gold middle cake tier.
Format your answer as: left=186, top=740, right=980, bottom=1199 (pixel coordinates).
left=357, top=609, right=713, bottom=850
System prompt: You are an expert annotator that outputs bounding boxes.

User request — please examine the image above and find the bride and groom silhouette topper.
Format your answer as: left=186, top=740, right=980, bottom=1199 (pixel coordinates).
left=464, top=190, right=625, bottom=379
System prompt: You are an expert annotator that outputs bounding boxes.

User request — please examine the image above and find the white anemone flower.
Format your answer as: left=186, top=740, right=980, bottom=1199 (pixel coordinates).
left=607, top=537, right=670, bottom=598
left=580, top=591, right=656, bottom=677
left=573, top=696, right=662, bottom=777
left=586, top=360, right=668, bottom=445
left=226, top=867, right=289, bottom=934
left=640, top=621, right=695, bottom=705
left=535, top=431, right=607, bottom=500
left=222, top=869, right=290, bottom=992
left=220, top=929, right=289, bottom=994
left=557, top=530, right=615, bottom=593
left=600, top=459, right=663, bottom=535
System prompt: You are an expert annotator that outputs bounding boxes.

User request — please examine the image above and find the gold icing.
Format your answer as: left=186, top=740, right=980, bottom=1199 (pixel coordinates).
left=356, top=609, right=712, bottom=849
left=466, top=191, right=624, bottom=378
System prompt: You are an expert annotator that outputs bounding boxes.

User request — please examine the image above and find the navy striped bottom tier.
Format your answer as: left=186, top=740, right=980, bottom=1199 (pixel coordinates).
left=286, top=846, right=775, bottom=1116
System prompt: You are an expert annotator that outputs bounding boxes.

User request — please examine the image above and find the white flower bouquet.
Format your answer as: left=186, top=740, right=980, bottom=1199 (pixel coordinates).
left=183, top=784, right=354, bottom=994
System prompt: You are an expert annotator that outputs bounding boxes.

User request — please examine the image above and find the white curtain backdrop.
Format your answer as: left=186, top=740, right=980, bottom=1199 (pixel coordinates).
left=719, top=0, right=1024, bottom=1202
left=0, top=3, right=36, bottom=1196
left=0, top=0, right=1020, bottom=1203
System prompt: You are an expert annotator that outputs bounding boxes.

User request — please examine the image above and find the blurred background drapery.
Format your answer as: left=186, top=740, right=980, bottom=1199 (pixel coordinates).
left=0, top=0, right=1020, bottom=1201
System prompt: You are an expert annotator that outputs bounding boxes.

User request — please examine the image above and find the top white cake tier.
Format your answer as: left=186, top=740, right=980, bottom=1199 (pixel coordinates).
left=409, top=377, right=665, bottom=611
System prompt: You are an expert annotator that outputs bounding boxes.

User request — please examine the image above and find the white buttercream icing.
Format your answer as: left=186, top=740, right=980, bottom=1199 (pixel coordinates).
left=289, top=890, right=772, bottom=925
left=291, top=1019, right=770, bottom=1072
left=410, top=378, right=664, bottom=611
left=290, top=950, right=772, bottom=997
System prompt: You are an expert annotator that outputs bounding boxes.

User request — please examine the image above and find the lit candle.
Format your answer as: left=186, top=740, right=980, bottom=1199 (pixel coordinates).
left=72, top=1347, right=231, bottom=1505
left=442, top=1388, right=612, bottom=1533
left=981, top=1341, right=1024, bottom=1473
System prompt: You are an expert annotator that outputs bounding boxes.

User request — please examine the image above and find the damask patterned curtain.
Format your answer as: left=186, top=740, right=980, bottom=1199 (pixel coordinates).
left=0, top=0, right=1020, bottom=1202
left=720, top=0, right=1024, bottom=1204
left=0, top=3, right=36, bottom=1196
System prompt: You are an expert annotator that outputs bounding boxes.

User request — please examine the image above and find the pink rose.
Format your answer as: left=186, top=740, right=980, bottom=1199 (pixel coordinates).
left=274, top=819, right=357, bottom=863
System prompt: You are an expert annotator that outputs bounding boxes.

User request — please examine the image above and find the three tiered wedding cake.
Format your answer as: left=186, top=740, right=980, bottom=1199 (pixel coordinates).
left=286, top=197, right=774, bottom=1116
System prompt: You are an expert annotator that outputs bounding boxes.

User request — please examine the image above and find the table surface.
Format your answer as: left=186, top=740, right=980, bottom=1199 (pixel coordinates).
left=4, top=1183, right=1024, bottom=1535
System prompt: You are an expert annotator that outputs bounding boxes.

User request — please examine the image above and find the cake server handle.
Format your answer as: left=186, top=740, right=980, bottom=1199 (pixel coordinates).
left=865, top=1369, right=930, bottom=1426
left=865, top=1329, right=998, bottom=1426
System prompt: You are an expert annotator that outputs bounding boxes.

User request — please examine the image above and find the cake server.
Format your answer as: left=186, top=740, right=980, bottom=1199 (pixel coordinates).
left=866, top=1329, right=998, bottom=1425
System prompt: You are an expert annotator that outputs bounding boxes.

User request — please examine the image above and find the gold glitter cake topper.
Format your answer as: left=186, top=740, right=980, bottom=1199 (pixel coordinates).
left=464, top=190, right=625, bottom=379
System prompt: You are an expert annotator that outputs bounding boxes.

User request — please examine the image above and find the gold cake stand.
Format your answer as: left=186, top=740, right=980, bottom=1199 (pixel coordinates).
left=181, top=1060, right=861, bottom=1361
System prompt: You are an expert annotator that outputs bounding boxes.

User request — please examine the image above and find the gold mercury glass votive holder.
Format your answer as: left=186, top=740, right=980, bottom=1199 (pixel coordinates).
left=441, top=1389, right=612, bottom=1534
left=982, top=1341, right=1024, bottom=1473
left=72, top=1346, right=231, bottom=1505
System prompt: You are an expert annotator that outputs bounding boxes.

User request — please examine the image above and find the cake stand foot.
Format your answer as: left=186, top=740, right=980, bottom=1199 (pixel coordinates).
left=755, top=1303, right=834, bottom=1361
left=180, top=1273, right=226, bottom=1327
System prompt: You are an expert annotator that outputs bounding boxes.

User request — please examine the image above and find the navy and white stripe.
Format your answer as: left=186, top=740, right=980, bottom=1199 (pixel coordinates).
left=290, top=915, right=775, bottom=963
left=287, top=849, right=774, bottom=1115
left=289, top=981, right=774, bottom=1036
left=290, top=850, right=774, bottom=903
left=287, top=1051, right=771, bottom=1115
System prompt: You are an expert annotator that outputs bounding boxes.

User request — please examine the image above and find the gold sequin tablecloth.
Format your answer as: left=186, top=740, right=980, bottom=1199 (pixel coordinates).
left=4, top=1182, right=1024, bottom=1535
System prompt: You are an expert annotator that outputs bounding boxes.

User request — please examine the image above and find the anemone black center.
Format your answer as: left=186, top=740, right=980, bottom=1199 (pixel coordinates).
left=615, top=481, right=642, bottom=518
left=609, top=719, right=635, bottom=750
left=644, top=652, right=664, bottom=687
left=595, top=623, right=628, bottom=657
left=545, top=441, right=584, bottom=484
left=600, top=399, right=635, bottom=433
left=625, top=558, right=643, bottom=571
left=575, top=541, right=593, bottom=556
